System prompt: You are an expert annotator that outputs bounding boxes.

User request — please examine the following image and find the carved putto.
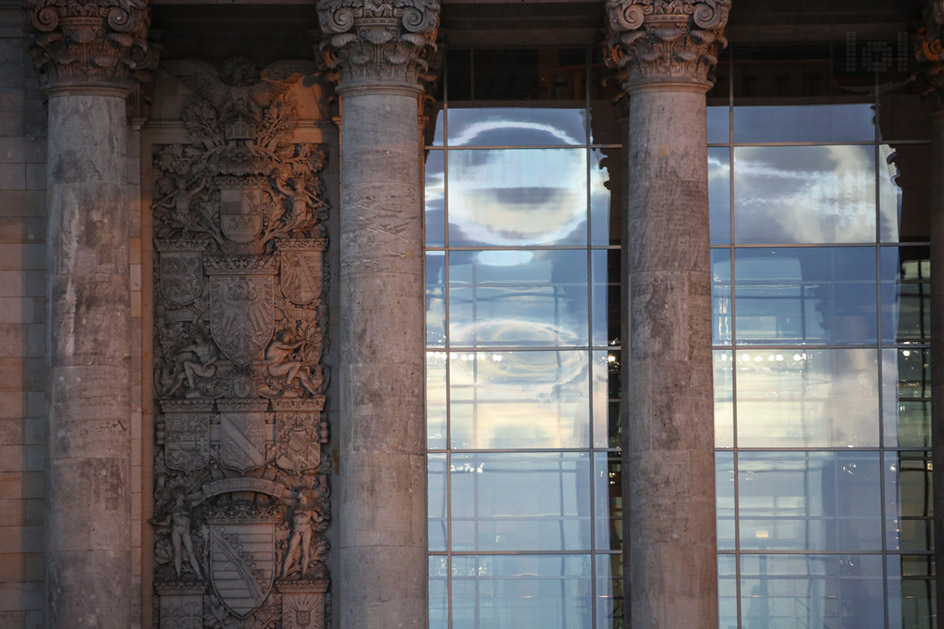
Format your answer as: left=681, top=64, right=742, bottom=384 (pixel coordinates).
left=24, top=0, right=151, bottom=89
left=151, top=56, right=331, bottom=628
left=604, top=0, right=731, bottom=91
left=316, top=0, right=440, bottom=90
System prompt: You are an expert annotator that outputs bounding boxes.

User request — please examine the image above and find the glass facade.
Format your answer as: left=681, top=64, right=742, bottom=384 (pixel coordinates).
left=426, top=44, right=934, bottom=628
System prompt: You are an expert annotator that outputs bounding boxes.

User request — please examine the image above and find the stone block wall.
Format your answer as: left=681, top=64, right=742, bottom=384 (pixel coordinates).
left=0, top=2, right=47, bottom=627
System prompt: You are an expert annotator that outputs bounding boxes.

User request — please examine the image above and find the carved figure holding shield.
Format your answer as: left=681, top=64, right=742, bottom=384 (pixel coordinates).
left=151, top=492, right=204, bottom=580
left=281, top=490, right=324, bottom=578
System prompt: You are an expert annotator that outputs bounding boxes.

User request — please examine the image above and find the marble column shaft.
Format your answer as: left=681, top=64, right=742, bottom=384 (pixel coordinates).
left=623, top=86, right=718, bottom=627
left=336, top=87, right=428, bottom=628
left=45, top=90, right=133, bottom=627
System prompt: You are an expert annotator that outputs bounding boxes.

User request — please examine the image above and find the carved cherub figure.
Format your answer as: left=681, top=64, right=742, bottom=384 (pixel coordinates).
left=265, top=328, right=319, bottom=396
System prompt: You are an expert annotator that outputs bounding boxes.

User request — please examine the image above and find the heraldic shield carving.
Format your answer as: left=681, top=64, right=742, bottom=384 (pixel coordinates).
left=150, top=56, right=331, bottom=628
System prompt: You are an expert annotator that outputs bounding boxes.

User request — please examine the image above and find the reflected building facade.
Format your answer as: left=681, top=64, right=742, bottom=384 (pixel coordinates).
left=0, top=1, right=940, bottom=628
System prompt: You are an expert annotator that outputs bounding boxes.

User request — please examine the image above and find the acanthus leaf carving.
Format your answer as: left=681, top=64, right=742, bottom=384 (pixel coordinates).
left=316, top=0, right=440, bottom=91
left=24, top=0, right=151, bottom=90
left=604, top=0, right=731, bottom=91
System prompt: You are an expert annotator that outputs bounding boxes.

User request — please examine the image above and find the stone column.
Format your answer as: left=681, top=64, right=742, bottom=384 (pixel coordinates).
left=317, top=2, right=439, bottom=626
left=23, top=2, right=149, bottom=626
left=917, top=7, right=944, bottom=626
left=606, top=2, right=730, bottom=626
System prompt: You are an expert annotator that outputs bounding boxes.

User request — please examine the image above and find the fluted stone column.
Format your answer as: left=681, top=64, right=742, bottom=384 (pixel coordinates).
left=606, top=2, right=730, bottom=626
left=317, top=2, right=439, bottom=626
left=24, top=1, right=148, bottom=625
left=917, top=7, right=944, bottom=626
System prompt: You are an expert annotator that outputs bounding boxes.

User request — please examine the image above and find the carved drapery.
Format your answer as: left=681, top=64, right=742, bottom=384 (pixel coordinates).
left=316, top=0, right=440, bottom=91
left=604, top=0, right=730, bottom=91
left=24, top=0, right=150, bottom=91
left=150, top=57, right=332, bottom=628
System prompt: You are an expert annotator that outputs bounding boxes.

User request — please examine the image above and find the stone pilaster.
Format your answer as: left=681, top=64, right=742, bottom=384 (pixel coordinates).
left=916, top=6, right=944, bottom=627
left=23, top=0, right=149, bottom=625
left=317, top=1, right=438, bottom=626
left=606, top=1, right=729, bottom=626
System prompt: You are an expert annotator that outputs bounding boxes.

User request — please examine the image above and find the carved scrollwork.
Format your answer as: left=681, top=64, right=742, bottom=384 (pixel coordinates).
left=24, top=0, right=150, bottom=91
left=604, top=0, right=730, bottom=91
left=316, top=0, right=440, bottom=91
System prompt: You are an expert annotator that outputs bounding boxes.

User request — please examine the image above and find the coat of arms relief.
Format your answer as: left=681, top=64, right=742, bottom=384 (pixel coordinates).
left=150, top=56, right=331, bottom=629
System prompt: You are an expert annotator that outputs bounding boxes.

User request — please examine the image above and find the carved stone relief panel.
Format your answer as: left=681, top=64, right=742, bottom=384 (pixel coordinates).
left=150, top=56, right=330, bottom=628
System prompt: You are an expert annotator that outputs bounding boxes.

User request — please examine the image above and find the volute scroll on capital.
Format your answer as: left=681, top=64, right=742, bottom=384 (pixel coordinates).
left=24, top=0, right=151, bottom=93
left=316, top=0, right=440, bottom=92
left=605, top=0, right=731, bottom=93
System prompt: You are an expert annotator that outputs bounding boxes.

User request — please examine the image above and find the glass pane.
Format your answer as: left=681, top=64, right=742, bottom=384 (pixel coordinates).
left=429, top=453, right=448, bottom=551
left=430, top=555, right=449, bottom=629
left=451, top=453, right=591, bottom=551
left=886, top=451, right=934, bottom=553
left=447, top=148, right=588, bottom=247
left=447, top=107, right=586, bottom=147
left=427, top=351, right=447, bottom=449
left=716, top=452, right=735, bottom=550
left=740, top=554, right=885, bottom=629
left=452, top=555, right=592, bottom=629
left=881, top=246, right=931, bottom=344
left=712, top=249, right=732, bottom=345
left=709, top=147, right=732, bottom=245
left=737, top=452, right=883, bottom=552
left=883, top=348, right=931, bottom=449
left=718, top=554, right=738, bottom=629
left=468, top=48, right=587, bottom=102
left=734, top=104, right=875, bottom=143
left=593, top=349, right=621, bottom=449
left=889, top=555, right=937, bottom=629
left=734, top=247, right=878, bottom=345
left=449, top=250, right=588, bottom=348
left=733, top=145, right=876, bottom=244
left=591, top=148, right=623, bottom=246
left=450, top=350, right=590, bottom=449
left=880, top=143, right=931, bottom=243
left=596, top=554, right=624, bottom=629
left=427, top=251, right=446, bottom=346
left=430, top=108, right=445, bottom=148
left=594, top=453, right=622, bottom=551
left=426, top=150, right=445, bottom=246
left=736, top=348, right=880, bottom=448
left=707, top=105, right=730, bottom=144
left=714, top=350, right=733, bottom=448
left=592, top=249, right=621, bottom=348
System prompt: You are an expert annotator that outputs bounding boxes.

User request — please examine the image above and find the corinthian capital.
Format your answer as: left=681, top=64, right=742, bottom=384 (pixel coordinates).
left=24, top=0, right=150, bottom=93
left=316, top=0, right=440, bottom=93
left=605, top=0, right=730, bottom=92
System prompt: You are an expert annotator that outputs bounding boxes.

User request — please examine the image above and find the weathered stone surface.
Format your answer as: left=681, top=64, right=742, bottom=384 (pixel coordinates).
left=149, top=56, right=332, bottom=627
left=618, top=59, right=720, bottom=629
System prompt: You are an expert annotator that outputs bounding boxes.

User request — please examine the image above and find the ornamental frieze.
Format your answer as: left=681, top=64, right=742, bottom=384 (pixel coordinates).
left=24, top=0, right=151, bottom=89
left=316, top=0, right=440, bottom=90
left=151, top=56, right=330, bottom=628
left=605, top=0, right=731, bottom=90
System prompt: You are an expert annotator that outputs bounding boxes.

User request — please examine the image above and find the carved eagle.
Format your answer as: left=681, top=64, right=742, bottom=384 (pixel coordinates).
left=162, top=57, right=319, bottom=118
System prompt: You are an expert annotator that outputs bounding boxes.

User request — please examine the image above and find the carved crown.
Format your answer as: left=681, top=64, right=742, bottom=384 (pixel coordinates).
left=316, top=0, right=440, bottom=91
left=605, top=0, right=730, bottom=92
left=24, top=0, right=150, bottom=92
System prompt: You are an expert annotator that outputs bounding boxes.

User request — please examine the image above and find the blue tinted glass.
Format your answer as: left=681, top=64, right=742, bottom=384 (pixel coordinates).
left=429, top=556, right=449, bottom=629
left=594, top=452, right=622, bottom=550
left=716, top=452, right=735, bottom=550
left=881, top=247, right=930, bottom=344
left=590, top=148, right=623, bottom=246
left=712, top=249, right=732, bottom=345
left=718, top=555, right=738, bottom=629
left=426, top=150, right=445, bottom=247
left=734, top=247, right=877, bottom=345
left=447, top=107, right=586, bottom=146
left=740, top=555, right=885, bottom=629
left=449, top=250, right=588, bottom=347
left=707, top=105, right=730, bottom=144
left=448, top=149, right=588, bottom=247
left=885, top=451, right=934, bottom=553
left=596, top=555, right=624, bottom=629
left=714, top=351, right=733, bottom=447
left=427, top=251, right=446, bottom=346
left=429, top=454, right=447, bottom=551
left=592, top=249, right=621, bottom=348
left=738, top=452, right=883, bottom=551
left=427, top=352, right=447, bottom=449
left=734, top=145, right=876, bottom=244
left=451, top=453, right=591, bottom=551
left=734, top=104, right=875, bottom=143
left=883, top=348, right=931, bottom=449
left=709, top=147, right=731, bottom=244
